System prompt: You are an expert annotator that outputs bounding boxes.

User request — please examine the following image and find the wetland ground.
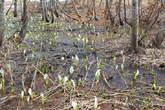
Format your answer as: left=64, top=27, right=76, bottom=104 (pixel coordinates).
left=0, top=1, right=165, bottom=109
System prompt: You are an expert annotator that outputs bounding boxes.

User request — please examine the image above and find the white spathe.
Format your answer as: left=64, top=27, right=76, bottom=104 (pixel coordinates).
left=72, top=101, right=77, bottom=110
left=21, top=91, right=24, bottom=98
left=63, top=76, right=68, bottom=84
left=40, top=92, right=44, bottom=97
left=58, top=75, right=62, bottom=81
left=94, top=96, right=98, bottom=109
left=70, top=66, right=74, bottom=74
left=28, top=88, right=32, bottom=96
left=0, top=68, right=5, bottom=77
left=44, top=74, right=48, bottom=80
left=71, top=79, right=75, bottom=90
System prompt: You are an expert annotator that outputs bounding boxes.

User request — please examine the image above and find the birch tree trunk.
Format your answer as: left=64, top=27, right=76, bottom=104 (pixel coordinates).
left=131, top=0, right=139, bottom=53
left=0, top=0, right=5, bottom=46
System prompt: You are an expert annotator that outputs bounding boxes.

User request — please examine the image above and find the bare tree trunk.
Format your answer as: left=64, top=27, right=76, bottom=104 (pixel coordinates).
left=118, top=0, right=124, bottom=25
left=124, top=0, right=131, bottom=26
left=64, top=0, right=67, bottom=6
left=105, top=0, right=112, bottom=20
left=131, top=0, right=139, bottom=53
left=107, top=0, right=114, bottom=25
left=50, top=0, right=54, bottom=23
left=86, top=0, right=97, bottom=20
left=53, top=0, right=59, bottom=17
left=116, top=0, right=119, bottom=16
left=128, top=0, right=130, bottom=5
left=105, top=0, right=109, bottom=20
left=93, top=0, right=98, bottom=20
left=43, top=0, right=49, bottom=22
left=18, top=0, right=28, bottom=43
left=99, top=0, right=102, bottom=8
left=14, top=0, right=17, bottom=17
left=0, top=0, right=5, bottom=46
left=87, top=0, right=94, bottom=17
left=20, top=0, right=22, bottom=14
left=40, top=0, right=45, bottom=20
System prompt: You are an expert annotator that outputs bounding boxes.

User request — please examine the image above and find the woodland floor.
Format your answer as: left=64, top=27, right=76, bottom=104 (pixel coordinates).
left=0, top=1, right=165, bottom=110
